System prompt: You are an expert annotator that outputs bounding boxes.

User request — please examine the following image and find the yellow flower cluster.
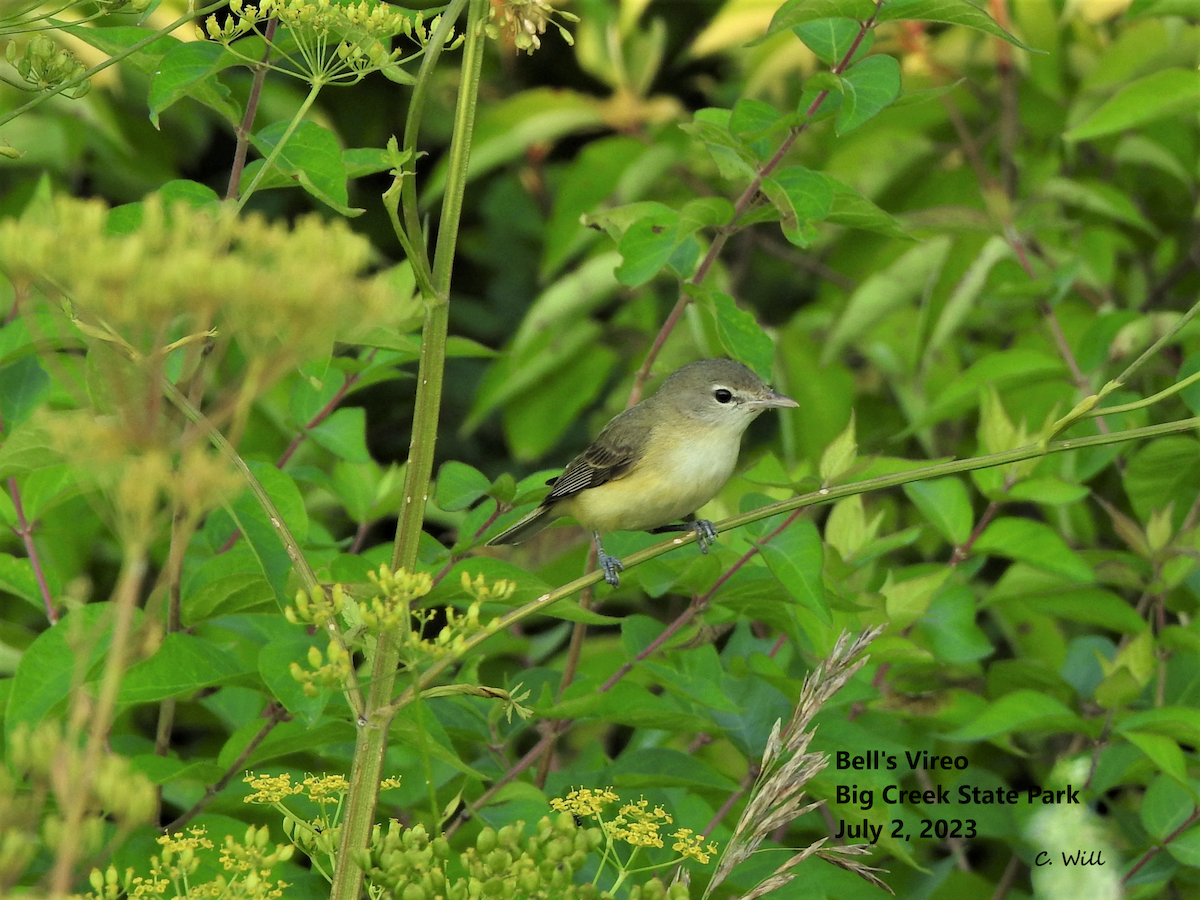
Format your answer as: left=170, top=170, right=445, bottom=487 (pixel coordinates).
left=670, top=828, right=719, bottom=864
left=302, top=773, right=349, bottom=804
left=243, top=772, right=304, bottom=804
left=606, top=799, right=673, bottom=849
left=461, top=571, right=516, bottom=603
left=551, top=787, right=619, bottom=818
left=361, top=564, right=434, bottom=631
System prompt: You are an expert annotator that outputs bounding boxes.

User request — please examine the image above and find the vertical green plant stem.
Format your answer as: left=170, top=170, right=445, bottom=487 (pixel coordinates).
left=329, top=4, right=487, bottom=900
left=233, top=80, right=324, bottom=213
left=50, top=543, right=147, bottom=893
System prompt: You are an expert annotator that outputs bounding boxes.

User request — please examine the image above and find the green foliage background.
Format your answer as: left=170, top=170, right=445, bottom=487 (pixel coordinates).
left=4, top=0, right=1200, bottom=898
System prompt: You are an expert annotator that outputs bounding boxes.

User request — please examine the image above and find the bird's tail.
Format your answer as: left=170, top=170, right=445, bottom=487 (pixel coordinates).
left=487, top=505, right=554, bottom=546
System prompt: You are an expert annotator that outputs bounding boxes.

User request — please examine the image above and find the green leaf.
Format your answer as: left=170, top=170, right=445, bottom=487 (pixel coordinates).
left=1040, top=177, right=1158, bottom=235
left=793, top=18, right=874, bottom=65
left=703, top=289, right=776, bottom=380
left=608, top=748, right=739, bottom=791
left=819, top=411, right=857, bottom=484
left=837, top=55, right=902, bottom=134
left=944, top=690, right=1082, bottom=740
left=5, top=604, right=119, bottom=741
left=876, top=0, right=1033, bottom=50
left=913, top=585, right=993, bottom=664
left=822, top=236, right=952, bottom=364
left=0, top=552, right=59, bottom=612
left=503, top=347, right=616, bottom=461
left=1125, top=731, right=1188, bottom=784
left=308, top=407, right=372, bottom=463
left=823, top=176, right=910, bottom=237
left=616, top=209, right=679, bottom=287
left=0, top=356, right=49, bottom=429
left=761, top=0, right=877, bottom=42
left=147, top=41, right=237, bottom=128
left=767, top=165, right=833, bottom=246
left=250, top=121, right=359, bottom=216
left=205, top=462, right=309, bottom=602
left=182, top=572, right=276, bottom=626
left=1005, top=477, right=1089, bottom=506
left=436, top=461, right=492, bottom=512
left=759, top=518, right=829, bottom=623
left=1168, top=826, right=1200, bottom=867
left=1141, top=773, right=1197, bottom=841
left=119, top=633, right=250, bottom=703
left=884, top=569, right=951, bottom=630
left=1066, top=69, right=1200, bottom=142
left=1124, top=437, right=1200, bottom=526
left=1120, top=707, right=1200, bottom=746
left=903, top=477, right=973, bottom=545
left=259, top=635, right=330, bottom=725
left=922, top=349, right=1068, bottom=425
left=973, top=518, right=1093, bottom=582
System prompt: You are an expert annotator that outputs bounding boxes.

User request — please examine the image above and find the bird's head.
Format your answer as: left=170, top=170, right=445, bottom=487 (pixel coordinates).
left=656, top=358, right=798, bottom=430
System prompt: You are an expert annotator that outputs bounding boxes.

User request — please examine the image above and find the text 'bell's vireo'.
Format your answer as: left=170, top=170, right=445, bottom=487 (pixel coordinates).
left=487, top=358, right=798, bottom=586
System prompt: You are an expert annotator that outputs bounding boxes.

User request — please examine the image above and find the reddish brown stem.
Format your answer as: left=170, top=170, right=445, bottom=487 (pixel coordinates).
left=7, top=475, right=56, bottom=624
left=226, top=18, right=280, bottom=201
left=1124, top=806, right=1200, bottom=883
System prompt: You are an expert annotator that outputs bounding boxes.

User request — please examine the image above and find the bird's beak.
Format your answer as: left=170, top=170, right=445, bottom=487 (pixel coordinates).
left=747, top=390, right=799, bottom=410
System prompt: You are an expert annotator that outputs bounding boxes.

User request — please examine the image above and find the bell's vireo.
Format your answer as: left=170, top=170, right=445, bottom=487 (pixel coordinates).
left=487, top=358, right=798, bottom=586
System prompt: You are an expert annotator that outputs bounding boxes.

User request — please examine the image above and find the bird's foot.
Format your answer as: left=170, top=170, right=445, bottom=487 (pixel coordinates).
left=692, top=519, right=718, bottom=553
left=598, top=551, right=624, bottom=587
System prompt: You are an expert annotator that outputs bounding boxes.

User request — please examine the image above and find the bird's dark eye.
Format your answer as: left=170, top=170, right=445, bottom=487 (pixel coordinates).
left=714, top=388, right=733, bottom=404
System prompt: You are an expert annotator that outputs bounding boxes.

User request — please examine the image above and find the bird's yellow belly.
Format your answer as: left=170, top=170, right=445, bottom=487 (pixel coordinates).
left=557, top=429, right=739, bottom=534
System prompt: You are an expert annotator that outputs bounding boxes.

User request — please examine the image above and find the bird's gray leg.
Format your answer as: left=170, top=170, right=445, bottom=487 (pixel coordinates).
left=594, top=532, right=624, bottom=587
left=650, top=516, right=719, bottom=553
left=690, top=518, right=718, bottom=553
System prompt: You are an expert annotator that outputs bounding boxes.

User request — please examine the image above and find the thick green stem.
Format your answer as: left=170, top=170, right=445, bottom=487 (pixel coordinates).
left=233, top=80, right=324, bottom=212
left=329, top=3, right=487, bottom=899
left=374, top=413, right=1200, bottom=721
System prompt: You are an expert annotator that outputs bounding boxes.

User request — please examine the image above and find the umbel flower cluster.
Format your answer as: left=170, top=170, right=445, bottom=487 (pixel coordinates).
left=0, top=195, right=405, bottom=365
left=83, top=825, right=293, bottom=899
left=358, top=813, right=688, bottom=900
left=203, top=0, right=461, bottom=83
left=5, top=36, right=89, bottom=96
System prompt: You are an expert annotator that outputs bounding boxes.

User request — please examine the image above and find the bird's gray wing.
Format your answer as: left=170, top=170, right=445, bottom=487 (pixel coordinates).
left=544, top=431, right=642, bottom=502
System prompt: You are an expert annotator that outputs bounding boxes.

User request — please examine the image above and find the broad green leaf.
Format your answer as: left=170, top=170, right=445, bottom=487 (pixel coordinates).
left=927, top=235, right=1011, bottom=357
left=542, top=136, right=647, bottom=277
left=0, top=356, right=49, bottom=429
left=761, top=0, right=877, bottom=41
left=147, top=41, right=236, bottom=128
left=759, top=518, right=829, bottom=623
left=1005, top=477, right=1089, bottom=506
left=615, top=209, right=679, bottom=287
left=204, top=462, right=309, bottom=602
left=884, top=569, right=951, bottom=630
left=5, top=604, right=119, bottom=741
left=793, top=17, right=874, bottom=65
left=1120, top=707, right=1200, bottom=747
left=1022, top=588, right=1145, bottom=633
left=218, top=716, right=354, bottom=769
left=836, top=54, right=901, bottom=134
left=822, top=236, right=951, bottom=364
left=182, top=572, right=276, bottom=626
left=0, top=552, right=57, bottom=613
left=922, top=349, right=1068, bottom=425
left=876, top=0, right=1032, bottom=50
left=259, top=635, right=330, bottom=725
left=823, top=176, right=910, bottom=237
left=546, top=681, right=715, bottom=733
left=913, top=585, right=993, bottom=664
left=944, top=690, right=1081, bottom=740
left=903, top=477, right=973, bottom=545
left=676, top=196, right=736, bottom=237
left=119, top=633, right=250, bottom=703
left=1125, top=731, right=1188, bottom=784
left=819, top=411, right=857, bottom=484
left=729, top=98, right=784, bottom=148
left=1066, top=69, right=1200, bottom=142
left=1124, top=437, right=1200, bottom=526
left=608, top=748, right=739, bottom=791
left=308, top=407, right=372, bottom=463
left=705, top=289, right=776, bottom=380
left=436, top=461, right=492, bottom=512
left=250, top=121, right=358, bottom=216
left=503, top=347, right=616, bottom=461
left=1168, top=826, right=1200, bottom=867
left=766, top=165, right=833, bottom=246
left=973, top=518, right=1093, bottom=582
left=1141, top=773, right=1197, bottom=840
left=1040, top=177, right=1157, bottom=235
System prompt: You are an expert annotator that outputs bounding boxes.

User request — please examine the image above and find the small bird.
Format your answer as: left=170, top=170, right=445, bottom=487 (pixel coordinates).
left=487, top=358, right=798, bottom=586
